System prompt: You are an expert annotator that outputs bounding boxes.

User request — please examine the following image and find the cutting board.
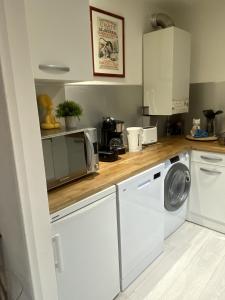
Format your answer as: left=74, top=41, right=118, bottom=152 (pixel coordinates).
left=186, top=135, right=218, bottom=141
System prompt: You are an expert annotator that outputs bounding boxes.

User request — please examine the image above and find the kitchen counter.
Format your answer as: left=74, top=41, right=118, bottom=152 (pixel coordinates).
left=48, top=137, right=225, bottom=213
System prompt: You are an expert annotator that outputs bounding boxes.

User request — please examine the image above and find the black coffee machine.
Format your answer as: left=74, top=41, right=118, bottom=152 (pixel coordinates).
left=203, top=109, right=223, bottom=136
left=99, top=117, right=126, bottom=162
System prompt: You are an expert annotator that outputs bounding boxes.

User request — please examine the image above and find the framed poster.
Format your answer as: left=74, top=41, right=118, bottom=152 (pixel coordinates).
left=90, top=6, right=125, bottom=77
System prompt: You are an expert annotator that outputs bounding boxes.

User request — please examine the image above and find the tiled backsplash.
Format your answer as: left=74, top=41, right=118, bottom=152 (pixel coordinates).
left=145, top=82, right=225, bottom=136
left=35, top=84, right=143, bottom=141
left=35, top=83, right=188, bottom=140
left=184, top=82, right=225, bottom=135
left=36, top=81, right=225, bottom=141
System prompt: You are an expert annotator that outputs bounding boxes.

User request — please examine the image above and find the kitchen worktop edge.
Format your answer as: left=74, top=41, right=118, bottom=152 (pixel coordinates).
left=48, top=137, right=225, bottom=214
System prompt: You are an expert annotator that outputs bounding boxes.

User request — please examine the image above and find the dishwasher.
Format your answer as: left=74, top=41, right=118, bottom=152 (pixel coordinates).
left=117, top=163, right=164, bottom=290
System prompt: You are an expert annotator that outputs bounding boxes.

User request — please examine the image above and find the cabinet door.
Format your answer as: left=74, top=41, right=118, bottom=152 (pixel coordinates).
left=143, top=27, right=191, bottom=115
left=188, top=161, right=225, bottom=232
left=25, top=0, right=92, bottom=81
left=172, top=27, right=191, bottom=112
left=143, top=29, right=174, bottom=115
left=51, top=193, right=120, bottom=300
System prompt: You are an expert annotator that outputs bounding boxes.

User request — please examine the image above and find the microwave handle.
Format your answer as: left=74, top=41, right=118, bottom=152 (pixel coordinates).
left=85, top=132, right=95, bottom=171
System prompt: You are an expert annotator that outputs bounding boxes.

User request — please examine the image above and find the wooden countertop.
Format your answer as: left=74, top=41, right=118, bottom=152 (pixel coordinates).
left=48, top=137, right=225, bottom=214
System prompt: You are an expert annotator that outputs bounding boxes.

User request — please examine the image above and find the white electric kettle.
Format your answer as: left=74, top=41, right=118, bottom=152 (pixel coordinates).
left=126, top=127, right=143, bottom=152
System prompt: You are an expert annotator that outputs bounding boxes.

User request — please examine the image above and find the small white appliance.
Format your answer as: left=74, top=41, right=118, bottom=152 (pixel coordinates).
left=164, top=152, right=191, bottom=239
left=51, top=186, right=120, bottom=300
left=142, top=126, right=157, bottom=145
left=126, top=127, right=143, bottom=152
left=117, top=164, right=164, bottom=290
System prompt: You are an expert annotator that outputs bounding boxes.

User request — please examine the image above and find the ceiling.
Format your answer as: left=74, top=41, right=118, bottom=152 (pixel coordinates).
left=143, top=0, right=196, bottom=10
left=144, top=0, right=194, bottom=4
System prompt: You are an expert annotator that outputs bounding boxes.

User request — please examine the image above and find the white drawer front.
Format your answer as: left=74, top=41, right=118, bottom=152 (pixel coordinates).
left=191, top=150, right=225, bottom=166
left=189, top=161, right=225, bottom=229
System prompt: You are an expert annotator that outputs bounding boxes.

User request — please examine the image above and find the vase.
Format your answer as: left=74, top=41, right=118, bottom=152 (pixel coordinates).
left=65, top=116, right=77, bottom=130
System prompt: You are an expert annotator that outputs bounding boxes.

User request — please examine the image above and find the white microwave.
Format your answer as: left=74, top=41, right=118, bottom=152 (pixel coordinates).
left=41, top=128, right=99, bottom=190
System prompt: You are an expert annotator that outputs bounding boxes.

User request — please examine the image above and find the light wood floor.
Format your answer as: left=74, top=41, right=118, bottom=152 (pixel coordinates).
left=116, top=221, right=225, bottom=300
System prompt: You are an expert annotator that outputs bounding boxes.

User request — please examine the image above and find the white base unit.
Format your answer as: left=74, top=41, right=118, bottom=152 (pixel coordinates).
left=51, top=186, right=120, bottom=300
left=188, top=151, right=225, bottom=233
left=117, top=164, right=164, bottom=290
left=143, top=27, right=191, bottom=115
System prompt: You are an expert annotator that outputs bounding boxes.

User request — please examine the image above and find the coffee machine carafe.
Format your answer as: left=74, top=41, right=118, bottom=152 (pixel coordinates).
left=99, top=117, right=126, bottom=161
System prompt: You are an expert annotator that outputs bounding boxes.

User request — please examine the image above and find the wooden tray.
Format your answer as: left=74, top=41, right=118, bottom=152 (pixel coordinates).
left=186, top=135, right=218, bottom=141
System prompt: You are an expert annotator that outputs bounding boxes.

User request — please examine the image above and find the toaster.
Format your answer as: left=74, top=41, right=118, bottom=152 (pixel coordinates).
left=142, top=126, right=157, bottom=145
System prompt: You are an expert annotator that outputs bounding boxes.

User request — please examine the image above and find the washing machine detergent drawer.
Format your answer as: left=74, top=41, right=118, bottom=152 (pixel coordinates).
left=117, top=164, right=164, bottom=290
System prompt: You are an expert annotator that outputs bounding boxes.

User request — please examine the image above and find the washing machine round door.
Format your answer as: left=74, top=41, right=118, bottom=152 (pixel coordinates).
left=164, top=163, right=191, bottom=212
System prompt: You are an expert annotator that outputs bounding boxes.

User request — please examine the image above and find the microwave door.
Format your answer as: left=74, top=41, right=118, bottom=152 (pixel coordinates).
left=65, top=133, right=87, bottom=177
left=84, top=131, right=95, bottom=172
left=52, top=136, right=70, bottom=180
left=42, top=139, right=55, bottom=182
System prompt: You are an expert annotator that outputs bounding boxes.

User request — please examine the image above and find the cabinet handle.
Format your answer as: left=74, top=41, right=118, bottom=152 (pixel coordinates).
left=200, top=155, right=223, bottom=162
left=39, top=64, right=70, bottom=72
left=85, top=132, right=94, bottom=171
left=137, top=179, right=151, bottom=189
left=52, top=234, right=64, bottom=273
left=59, top=176, right=70, bottom=182
left=200, top=167, right=222, bottom=175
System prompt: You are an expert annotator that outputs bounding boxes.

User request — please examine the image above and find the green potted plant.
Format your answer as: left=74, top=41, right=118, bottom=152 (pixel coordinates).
left=56, top=100, right=83, bottom=129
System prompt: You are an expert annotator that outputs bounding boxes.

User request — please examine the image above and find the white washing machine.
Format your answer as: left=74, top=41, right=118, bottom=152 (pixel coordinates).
left=117, top=164, right=164, bottom=290
left=164, top=152, right=191, bottom=239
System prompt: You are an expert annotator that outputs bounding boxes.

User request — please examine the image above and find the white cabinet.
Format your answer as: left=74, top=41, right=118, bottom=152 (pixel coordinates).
left=143, top=27, right=191, bottom=115
left=188, top=151, right=225, bottom=233
left=25, top=0, right=92, bottom=81
left=51, top=187, right=120, bottom=300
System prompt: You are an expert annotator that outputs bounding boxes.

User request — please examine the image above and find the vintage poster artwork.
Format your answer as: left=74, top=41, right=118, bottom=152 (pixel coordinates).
left=90, top=7, right=125, bottom=77
left=97, top=17, right=119, bottom=71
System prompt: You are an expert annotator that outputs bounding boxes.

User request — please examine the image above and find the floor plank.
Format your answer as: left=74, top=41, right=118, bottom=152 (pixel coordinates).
left=198, top=238, right=225, bottom=300
left=116, top=222, right=225, bottom=300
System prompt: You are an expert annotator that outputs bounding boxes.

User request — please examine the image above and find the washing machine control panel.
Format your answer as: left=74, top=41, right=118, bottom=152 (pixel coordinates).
left=179, top=152, right=190, bottom=163
left=170, top=156, right=180, bottom=164
left=164, top=152, right=189, bottom=169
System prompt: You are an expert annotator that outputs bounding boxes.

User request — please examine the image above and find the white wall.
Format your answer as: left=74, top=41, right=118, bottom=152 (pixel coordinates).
left=163, top=0, right=225, bottom=84
left=0, top=63, right=32, bottom=300
left=0, top=0, right=58, bottom=299
left=0, top=3, right=34, bottom=298
left=89, top=0, right=166, bottom=85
